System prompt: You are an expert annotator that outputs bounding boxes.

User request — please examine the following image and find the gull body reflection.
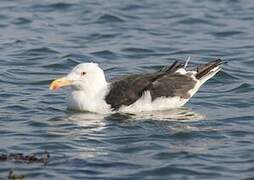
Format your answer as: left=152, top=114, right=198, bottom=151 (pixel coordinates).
left=66, top=107, right=204, bottom=127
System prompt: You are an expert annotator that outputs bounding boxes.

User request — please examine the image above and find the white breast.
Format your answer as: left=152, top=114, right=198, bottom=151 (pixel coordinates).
left=67, top=90, right=111, bottom=113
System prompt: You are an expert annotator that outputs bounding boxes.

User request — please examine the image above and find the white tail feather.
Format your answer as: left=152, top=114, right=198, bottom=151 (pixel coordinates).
left=184, top=56, right=191, bottom=69
left=199, top=66, right=221, bottom=85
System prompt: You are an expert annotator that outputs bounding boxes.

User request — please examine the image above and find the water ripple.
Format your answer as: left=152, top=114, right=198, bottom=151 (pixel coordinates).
left=96, top=14, right=125, bottom=23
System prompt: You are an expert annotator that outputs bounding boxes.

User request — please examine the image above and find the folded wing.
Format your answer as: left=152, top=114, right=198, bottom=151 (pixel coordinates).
left=105, top=61, right=197, bottom=110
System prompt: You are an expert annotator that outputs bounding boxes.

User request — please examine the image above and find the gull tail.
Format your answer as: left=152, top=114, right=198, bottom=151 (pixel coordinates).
left=159, top=61, right=184, bottom=73
left=160, top=56, right=191, bottom=73
left=195, top=59, right=223, bottom=84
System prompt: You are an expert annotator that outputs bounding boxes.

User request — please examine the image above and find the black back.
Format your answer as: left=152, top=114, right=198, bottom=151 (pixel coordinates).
left=105, top=61, right=196, bottom=110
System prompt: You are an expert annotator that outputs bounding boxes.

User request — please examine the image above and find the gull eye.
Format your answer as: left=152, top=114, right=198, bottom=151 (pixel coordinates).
left=81, top=72, right=86, bottom=76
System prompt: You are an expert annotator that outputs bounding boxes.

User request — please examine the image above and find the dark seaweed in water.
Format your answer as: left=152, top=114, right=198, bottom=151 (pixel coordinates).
left=1, top=152, right=50, bottom=179
left=0, top=151, right=50, bottom=165
left=8, top=170, right=25, bottom=180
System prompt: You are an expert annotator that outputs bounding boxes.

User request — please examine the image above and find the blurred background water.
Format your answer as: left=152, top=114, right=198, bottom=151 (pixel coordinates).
left=0, top=0, right=254, bottom=179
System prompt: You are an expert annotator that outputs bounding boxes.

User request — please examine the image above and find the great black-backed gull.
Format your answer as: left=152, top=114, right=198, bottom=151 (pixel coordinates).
left=49, top=59, right=222, bottom=113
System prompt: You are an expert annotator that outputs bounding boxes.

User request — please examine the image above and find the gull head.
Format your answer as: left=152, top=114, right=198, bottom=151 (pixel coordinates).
left=50, top=63, right=107, bottom=92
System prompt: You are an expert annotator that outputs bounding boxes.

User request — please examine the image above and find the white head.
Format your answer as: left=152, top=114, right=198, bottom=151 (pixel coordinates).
left=50, top=63, right=107, bottom=94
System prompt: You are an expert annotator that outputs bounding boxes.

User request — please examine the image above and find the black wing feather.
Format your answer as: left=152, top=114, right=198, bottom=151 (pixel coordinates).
left=105, top=74, right=156, bottom=110
left=105, top=66, right=196, bottom=110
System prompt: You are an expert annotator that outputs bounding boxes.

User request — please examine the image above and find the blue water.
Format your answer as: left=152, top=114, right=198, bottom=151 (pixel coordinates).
left=1, top=0, right=254, bottom=179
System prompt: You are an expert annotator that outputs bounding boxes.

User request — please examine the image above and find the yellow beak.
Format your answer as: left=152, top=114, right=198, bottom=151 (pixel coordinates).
left=49, top=77, right=73, bottom=91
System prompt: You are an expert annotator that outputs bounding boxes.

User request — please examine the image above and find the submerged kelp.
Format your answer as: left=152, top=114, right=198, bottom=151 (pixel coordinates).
left=0, top=151, right=50, bottom=165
